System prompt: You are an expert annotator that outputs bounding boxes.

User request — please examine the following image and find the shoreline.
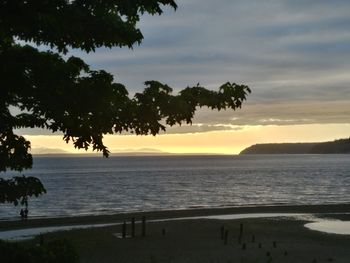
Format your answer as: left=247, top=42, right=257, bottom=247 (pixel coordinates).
left=1, top=203, right=350, bottom=230
left=2, top=203, right=350, bottom=262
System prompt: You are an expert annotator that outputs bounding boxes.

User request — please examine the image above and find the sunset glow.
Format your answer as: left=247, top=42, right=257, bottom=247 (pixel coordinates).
left=26, top=123, right=350, bottom=155
left=14, top=0, right=350, bottom=156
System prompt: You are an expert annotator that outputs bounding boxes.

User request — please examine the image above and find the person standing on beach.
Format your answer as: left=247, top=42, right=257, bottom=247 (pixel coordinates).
left=24, top=207, right=28, bottom=219
left=20, top=209, right=24, bottom=220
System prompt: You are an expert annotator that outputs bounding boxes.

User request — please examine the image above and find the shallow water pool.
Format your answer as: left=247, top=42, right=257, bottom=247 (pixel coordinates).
left=305, top=220, right=350, bottom=235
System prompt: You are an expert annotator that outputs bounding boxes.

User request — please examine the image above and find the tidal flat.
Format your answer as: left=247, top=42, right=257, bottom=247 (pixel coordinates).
left=2, top=204, right=350, bottom=263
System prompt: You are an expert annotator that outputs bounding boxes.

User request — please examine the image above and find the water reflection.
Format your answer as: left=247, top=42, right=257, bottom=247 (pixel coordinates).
left=305, top=221, right=350, bottom=235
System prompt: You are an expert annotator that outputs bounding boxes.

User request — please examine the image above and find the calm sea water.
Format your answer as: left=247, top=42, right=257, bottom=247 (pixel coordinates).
left=1, top=155, right=350, bottom=219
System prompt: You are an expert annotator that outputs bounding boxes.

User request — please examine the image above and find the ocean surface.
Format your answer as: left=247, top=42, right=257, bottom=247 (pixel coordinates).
left=1, top=155, right=350, bottom=220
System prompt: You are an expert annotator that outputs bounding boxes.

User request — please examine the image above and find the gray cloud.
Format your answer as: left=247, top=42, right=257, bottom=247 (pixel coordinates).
left=17, top=0, right=350, bottom=135
left=191, top=100, right=350, bottom=126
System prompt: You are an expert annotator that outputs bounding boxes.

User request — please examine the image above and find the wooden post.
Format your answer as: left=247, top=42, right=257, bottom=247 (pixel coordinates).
left=224, top=230, right=229, bottom=245
left=131, top=217, right=135, bottom=238
left=251, top=234, right=255, bottom=243
left=39, top=234, right=44, bottom=246
left=220, top=226, right=225, bottom=240
left=162, top=228, right=166, bottom=236
left=142, top=216, right=146, bottom=237
left=238, top=223, right=243, bottom=244
left=122, top=221, right=126, bottom=238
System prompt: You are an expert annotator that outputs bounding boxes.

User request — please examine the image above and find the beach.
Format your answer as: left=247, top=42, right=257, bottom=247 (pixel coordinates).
left=1, top=204, right=350, bottom=262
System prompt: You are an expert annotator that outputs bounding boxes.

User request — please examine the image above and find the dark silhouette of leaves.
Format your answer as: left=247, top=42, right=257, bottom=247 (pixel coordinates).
left=0, top=176, right=46, bottom=206
left=0, top=0, right=250, bottom=206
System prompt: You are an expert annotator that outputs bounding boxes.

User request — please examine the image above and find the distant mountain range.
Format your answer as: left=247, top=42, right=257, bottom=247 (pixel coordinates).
left=31, top=147, right=168, bottom=156
left=240, top=138, right=350, bottom=155
left=30, top=147, right=70, bottom=155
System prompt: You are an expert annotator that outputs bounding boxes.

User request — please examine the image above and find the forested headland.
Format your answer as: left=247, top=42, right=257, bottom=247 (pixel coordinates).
left=240, top=138, right=350, bottom=154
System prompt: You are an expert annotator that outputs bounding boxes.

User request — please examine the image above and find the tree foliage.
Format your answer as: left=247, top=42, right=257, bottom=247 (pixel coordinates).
left=0, top=176, right=46, bottom=206
left=0, top=239, right=79, bottom=263
left=0, top=0, right=251, bottom=206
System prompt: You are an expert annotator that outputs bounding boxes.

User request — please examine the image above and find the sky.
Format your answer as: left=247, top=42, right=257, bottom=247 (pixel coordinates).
left=21, top=0, right=350, bottom=155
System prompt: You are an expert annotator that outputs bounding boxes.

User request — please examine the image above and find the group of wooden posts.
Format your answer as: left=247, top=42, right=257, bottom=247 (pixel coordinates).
left=220, top=223, right=284, bottom=257
left=121, top=216, right=147, bottom=238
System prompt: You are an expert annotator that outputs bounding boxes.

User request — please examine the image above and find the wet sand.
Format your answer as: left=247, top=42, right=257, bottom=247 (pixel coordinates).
left=2, top=204, right=350, bottom=263
left=1, top=203, right=350, bottom=230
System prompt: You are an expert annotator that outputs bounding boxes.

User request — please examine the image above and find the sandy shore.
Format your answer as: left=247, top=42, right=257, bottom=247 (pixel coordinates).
left=1, top=203, right=350, bottom=230
left=2, top=204, right=350, bottom=263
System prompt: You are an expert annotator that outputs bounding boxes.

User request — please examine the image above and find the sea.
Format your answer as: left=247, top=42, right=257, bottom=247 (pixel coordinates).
left=1, top=154, right=350, bottom=220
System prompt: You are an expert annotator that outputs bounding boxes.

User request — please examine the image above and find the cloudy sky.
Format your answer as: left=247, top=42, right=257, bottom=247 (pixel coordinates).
left=24, top=0, right=350, bottom=154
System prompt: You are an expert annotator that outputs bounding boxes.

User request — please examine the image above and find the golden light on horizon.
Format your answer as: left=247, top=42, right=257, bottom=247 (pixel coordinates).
left=25, top=123, right=350, bottom=155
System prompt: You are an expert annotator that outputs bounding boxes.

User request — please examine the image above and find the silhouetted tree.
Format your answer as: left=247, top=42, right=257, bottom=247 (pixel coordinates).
left=0, top=0, right=251, bottom=206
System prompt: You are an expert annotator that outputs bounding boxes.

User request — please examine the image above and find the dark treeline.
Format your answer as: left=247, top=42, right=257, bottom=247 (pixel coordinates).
left=240, top=138, right=350, bottom=154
